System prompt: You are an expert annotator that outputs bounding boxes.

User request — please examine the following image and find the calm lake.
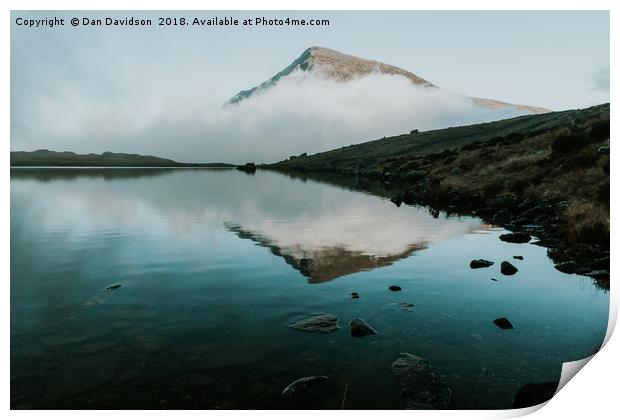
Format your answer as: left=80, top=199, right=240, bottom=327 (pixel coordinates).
left=10, top=168, right=609, bottom=409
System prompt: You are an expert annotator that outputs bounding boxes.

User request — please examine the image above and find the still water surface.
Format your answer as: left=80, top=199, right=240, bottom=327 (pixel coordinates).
left=10, top=168, right=608, bottom=409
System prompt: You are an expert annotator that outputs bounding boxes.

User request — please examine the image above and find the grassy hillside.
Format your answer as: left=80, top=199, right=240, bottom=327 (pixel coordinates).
left=271, top=104, right=608, bottom=171
left=10, top=150, right=235, bottom=168
left=267, top=103, right=610, bottom=286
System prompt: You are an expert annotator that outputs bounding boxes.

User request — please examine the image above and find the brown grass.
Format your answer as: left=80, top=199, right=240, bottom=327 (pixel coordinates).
left=564, top=201, right=609, bottom=245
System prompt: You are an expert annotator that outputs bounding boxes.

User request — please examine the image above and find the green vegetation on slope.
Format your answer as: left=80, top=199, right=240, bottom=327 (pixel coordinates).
left=10, top=150, right=235, bottom=168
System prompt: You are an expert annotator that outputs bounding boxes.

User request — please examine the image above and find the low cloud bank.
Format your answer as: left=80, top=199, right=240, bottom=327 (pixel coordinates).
left=13, top=71, right=531, bottom=163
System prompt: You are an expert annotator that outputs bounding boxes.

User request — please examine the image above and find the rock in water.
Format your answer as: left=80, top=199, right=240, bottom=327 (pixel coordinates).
left=493, top=317, right=514, bottom=329
left=106, top=283, right=122, bottom=290
left=513, top=256, right=524, bottom=260
left=470, top=259, right=494, bottom=269
left=388, top=285, right=402, bottom=291
left=282, top=376, right=330, bottom=397
left=501, top=261, right=518, bottom=275
left=391, top=353, right=452, bottom=409
left=349, top=318, right=378, bottom=337
left=351, top=292, right=360, bottom=299
left=513, top=382, right=559, bottom=408
left=499, top=232, right=531, bottom=243
left=289, top=314, right=339, bottom=333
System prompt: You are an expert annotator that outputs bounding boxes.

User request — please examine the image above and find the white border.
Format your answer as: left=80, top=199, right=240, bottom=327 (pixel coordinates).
left=2, top=1, right=616, bottom=420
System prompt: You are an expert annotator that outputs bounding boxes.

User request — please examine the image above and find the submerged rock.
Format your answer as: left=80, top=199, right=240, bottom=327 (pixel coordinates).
left=470, top=259, right=494, bottom=269
left=391, top=353, right=452, bottom=409
left=513, top=256, right=524, bottom=260
left=397, top=302, right=415, bottom=312
left=500, top=261, right=518, bottom=275
left=499, top=232, right=532, bottom=243
left=513, top=381, right=559, bottom=408
left=289, top=314, right=339, bottom=334
left=349, top=318, right=378, bottom=337
left=83, top=283, right=124, bottom=306
left=282, top=376, right=330, bottom=397
left=493, top=317, right=514, bottom=329
left=388, top=285, right=402, bottom=291
left=351, top=292, right=360, bottom=299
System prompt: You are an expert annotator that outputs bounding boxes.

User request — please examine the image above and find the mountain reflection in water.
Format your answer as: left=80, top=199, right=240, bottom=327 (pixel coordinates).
left=227, top=224, right=428, bottom=283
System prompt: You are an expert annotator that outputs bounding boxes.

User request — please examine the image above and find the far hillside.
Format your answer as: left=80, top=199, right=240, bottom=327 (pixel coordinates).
left=10, top=150, right=235, bottom=168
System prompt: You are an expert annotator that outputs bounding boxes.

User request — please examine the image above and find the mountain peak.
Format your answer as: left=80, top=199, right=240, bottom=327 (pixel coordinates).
left=302, top=47, right=435, bottom=86
left=228, top=47, right=548, bottom=114
left=228, top=46, right=434, bottom=104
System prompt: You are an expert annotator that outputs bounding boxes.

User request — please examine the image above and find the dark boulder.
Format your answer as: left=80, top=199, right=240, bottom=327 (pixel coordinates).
left=349, top=318, right=378, bottom=337
left=493, top=317, right=514, bottom=329
left=499, top=232, right=531, bottom=243
left=391, top=353, right=452, bottom=409
left=106, top=283, right=122, bottom=290
left=470, top=259, right=494, bottom=269
left=513, top=256, right=524, bottom=260
left=351, top=292, right=360, bottom=299
left=512, top=382, right=558, bottom=408
left=501, top=261, right=518, bottom=275
left=388, top=285, right=402, bottom=291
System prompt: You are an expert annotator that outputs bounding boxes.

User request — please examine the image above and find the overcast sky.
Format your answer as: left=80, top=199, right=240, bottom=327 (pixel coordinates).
left=11, top=10, right=609, bottom=161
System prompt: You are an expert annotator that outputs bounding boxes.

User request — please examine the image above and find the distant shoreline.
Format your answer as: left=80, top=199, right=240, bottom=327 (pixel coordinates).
left=10, top=150, right=236, bottom=168
left=10, top=165, right=235, bottom=169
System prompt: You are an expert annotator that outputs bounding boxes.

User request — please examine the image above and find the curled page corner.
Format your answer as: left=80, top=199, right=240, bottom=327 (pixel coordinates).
left=557, top=354, right=595, bottom=393
left=601, top=288, right=618, bottom=347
